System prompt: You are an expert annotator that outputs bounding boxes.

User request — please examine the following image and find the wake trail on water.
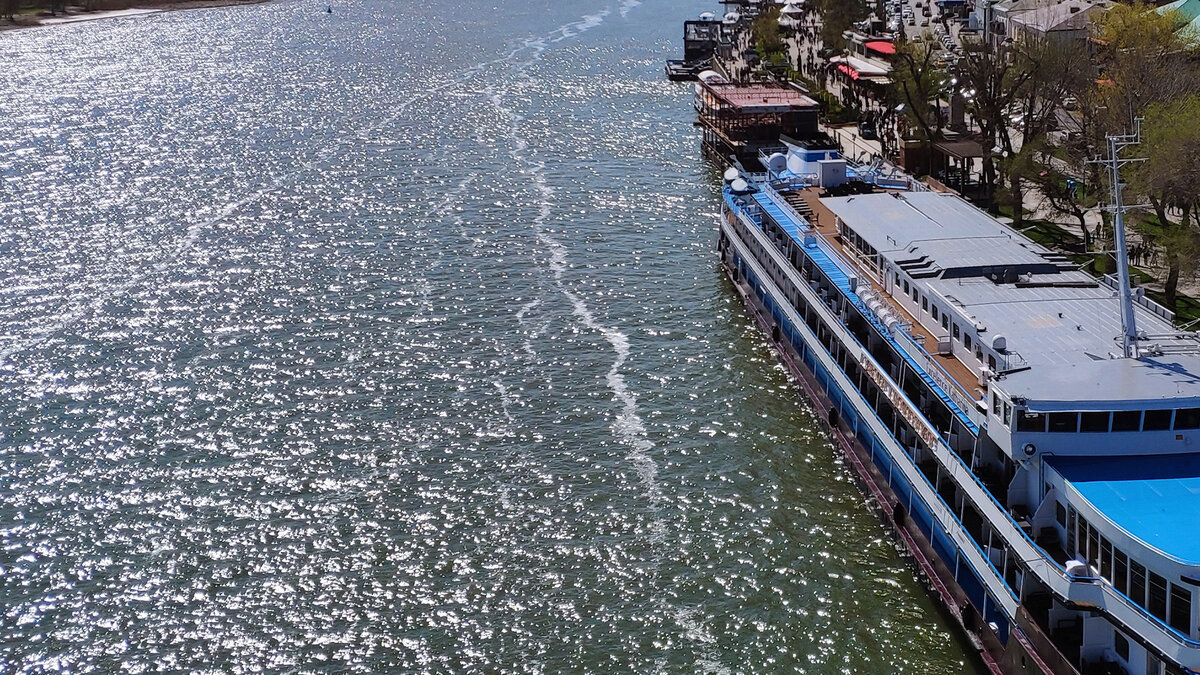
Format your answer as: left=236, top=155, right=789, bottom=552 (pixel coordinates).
left=486, top=5, right=667, bottom=538
left=483, top=9, right=731, bottom=667
left=485, top=7, right=731, bottom=665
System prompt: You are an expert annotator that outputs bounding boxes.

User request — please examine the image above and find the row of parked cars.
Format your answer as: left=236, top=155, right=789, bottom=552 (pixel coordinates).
left=933, top=21, right=958, bottom=53
left=893, top=0, right=932, bottom=28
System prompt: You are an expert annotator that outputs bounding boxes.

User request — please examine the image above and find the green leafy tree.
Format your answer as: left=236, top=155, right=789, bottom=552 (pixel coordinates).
left=959, top=35, right=1089, bottom=222
left=890, top=34, right=944, bottom=174
left=751, top=6, right=789, bottom=76
left=1078, top=4, right=1200, bottom=309
left=813, top=0, right=868, bottom=51
left=1129, top=96, right=1200, bottom=309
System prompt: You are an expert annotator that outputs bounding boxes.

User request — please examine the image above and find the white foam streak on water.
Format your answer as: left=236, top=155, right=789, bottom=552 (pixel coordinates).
left=477, top=6, right=736, bottom=662
left=487, top=5, right=667, bottom=538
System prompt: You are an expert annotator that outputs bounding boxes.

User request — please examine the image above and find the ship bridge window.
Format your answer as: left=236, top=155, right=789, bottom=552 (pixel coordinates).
left=1130, top=560, right=1147, bottom=608
left=952, top=323, right=960, bottom=340
left=1086, top=522, right=1100, bottom=566
left=1170, top=583, right=1192, bottom=635
left=1149, top=572, right=1168, bottom=621
left=1080, top=412, right=1110, bottom=433
left=1114, top=549, right=1128, bottom=595
left=1112, top=410, right=1142, bottom=432
left=1100, top=538, right=1113, bottom=580
left=1017, top=411, right=1046, bottom=432
left=1144, top=409, right=1172, bottom=431
left=921, top=296, right=928, bottom=312
left=1049, top=412, right=1079, bottom=433
left=932, top=305, right=939, bottom=321
left=903, top=279, right=909, bottom=293
left=992, top=393, right=1002, bottom=416
left=964, top=334, right=972, bottom=350
left=941, top=314, right=949, bottom=330
left=1176, top=408, right=1200, bottom=430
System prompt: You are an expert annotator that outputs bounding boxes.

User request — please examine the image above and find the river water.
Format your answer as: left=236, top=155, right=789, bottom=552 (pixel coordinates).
left=0, top=0, right=981, bottom=672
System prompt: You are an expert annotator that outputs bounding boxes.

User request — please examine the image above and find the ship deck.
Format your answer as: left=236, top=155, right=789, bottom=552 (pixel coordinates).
left=779, top=186, right=982, bottom=401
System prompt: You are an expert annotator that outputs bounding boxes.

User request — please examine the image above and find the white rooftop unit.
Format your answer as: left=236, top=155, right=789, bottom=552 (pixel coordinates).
left=817, top=158, right=847, bottom=188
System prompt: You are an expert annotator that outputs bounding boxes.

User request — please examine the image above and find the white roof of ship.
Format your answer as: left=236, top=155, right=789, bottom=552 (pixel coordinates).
left=823, top=191, right=1056, bottom=273
left=822, top=191, right=1200, bottom=404
left=1000, top=356, right=1200, bottom=409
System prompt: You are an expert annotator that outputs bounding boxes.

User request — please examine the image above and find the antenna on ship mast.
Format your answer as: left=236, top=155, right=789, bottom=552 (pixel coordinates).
left=1093, top=118, right=1147, bottom=359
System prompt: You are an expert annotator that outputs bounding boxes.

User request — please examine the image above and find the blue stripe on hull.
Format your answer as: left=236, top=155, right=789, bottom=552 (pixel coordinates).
left=727, top=245, right=1012, bottom=646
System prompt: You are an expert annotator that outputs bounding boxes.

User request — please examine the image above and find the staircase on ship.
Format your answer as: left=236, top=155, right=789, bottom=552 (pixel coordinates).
left=779, top=190, right=815, bottom=222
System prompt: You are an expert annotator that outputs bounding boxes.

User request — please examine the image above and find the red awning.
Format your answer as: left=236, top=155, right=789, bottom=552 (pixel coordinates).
left=865, top=40, right=896, bottom=55
left=836, top=63, right=860, bottom=80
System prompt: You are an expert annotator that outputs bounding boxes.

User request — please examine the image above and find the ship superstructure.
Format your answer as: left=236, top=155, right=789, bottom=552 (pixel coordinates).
left=718, top=143, right=1200, bottom=675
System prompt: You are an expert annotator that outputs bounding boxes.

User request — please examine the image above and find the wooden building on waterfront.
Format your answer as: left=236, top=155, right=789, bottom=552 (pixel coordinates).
left=695, top=81, right=822, bottom=168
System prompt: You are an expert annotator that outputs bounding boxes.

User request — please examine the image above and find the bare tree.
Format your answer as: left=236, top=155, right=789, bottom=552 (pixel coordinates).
left=958, top=35, right=1089, bottom=223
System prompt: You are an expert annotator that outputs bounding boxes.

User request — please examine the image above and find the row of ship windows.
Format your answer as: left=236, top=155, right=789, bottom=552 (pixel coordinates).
left=1066, top=506, right=1194, bottom=636
left=1012, top=408, right=1200, bottom=433
left=898, top=275, right=992, bottom=364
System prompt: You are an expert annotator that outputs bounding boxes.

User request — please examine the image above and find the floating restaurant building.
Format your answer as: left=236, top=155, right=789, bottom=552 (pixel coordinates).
left=694, top=80, right=826, bottom=168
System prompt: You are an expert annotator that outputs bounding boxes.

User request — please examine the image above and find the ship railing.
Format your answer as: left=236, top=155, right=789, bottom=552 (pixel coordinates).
left=742, top=203, right=763, bottom=227
left=726, top=217, right=1020, bottom=619
left=761, top=183, right=814, bottom=232
left=871, top=175, right=915, bottom=190
left=997, top=349, right=1029, bottom=373
left=836, top=240, right=885, bottom=288
left=892, top=329, right=984, bottom=421
left=1100, top=273, right=1176, bottom=323
left=768, top=174, right=817, bottom=192
left=764, top=185, right=979, bottom=423
left=1037, top=467, right=1200, bottom=662
left=757, top=146, right=788, bottom=179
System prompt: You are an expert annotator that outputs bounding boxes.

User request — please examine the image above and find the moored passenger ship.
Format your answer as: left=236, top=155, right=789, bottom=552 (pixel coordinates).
left=718, top=145, right=1200, bottom=675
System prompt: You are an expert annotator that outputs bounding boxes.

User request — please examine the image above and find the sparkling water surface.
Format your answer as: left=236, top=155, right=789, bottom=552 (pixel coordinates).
left=0, top=0, right=983, bottom=671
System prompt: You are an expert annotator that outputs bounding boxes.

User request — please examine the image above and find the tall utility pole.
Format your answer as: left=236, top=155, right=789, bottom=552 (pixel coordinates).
left=1098, top=119, right=1146, bottom=359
